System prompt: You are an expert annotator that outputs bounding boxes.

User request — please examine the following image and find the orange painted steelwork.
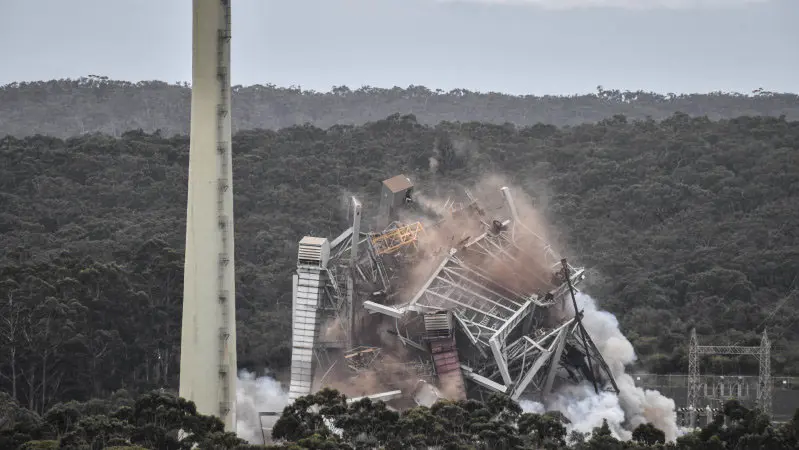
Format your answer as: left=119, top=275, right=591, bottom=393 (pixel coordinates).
left=371, top=222, right=425, bottom=255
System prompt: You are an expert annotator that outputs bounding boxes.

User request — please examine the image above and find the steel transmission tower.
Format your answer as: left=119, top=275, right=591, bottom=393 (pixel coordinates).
left=179, top=0, right=237, bottom=431
left=687, top=328, right=771, bottom=427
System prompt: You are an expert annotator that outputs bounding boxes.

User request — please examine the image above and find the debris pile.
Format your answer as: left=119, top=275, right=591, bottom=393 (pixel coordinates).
left=287, top=174, right=619, bottom=409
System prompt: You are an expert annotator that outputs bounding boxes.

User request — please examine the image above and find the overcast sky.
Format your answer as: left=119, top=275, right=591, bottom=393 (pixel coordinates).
left=1, top=0, right=796, bottom=95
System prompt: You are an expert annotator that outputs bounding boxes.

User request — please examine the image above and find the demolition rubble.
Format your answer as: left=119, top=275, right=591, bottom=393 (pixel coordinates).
left=287, top=175, right=619, bottom=409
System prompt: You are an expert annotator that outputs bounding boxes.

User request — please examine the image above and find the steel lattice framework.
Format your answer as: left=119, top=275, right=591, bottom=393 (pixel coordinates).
left=288, top=178, right=621, bottom=409
left=687, top=328, right=772, bottom=427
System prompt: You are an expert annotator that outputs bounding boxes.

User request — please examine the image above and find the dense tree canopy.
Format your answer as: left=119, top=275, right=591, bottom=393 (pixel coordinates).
left=1, top=112, right=798, bottom=414
left=3, top=387, right=796, bottom=449
left=266, top=392, right=798, bottom=449
left=0, top=388, right=243, bottom=450
left=2, top=77, right=799, bottom=138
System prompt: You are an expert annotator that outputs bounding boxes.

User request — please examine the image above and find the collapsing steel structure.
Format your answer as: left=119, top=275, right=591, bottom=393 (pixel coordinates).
left=288, top=175, right=619, bottom=406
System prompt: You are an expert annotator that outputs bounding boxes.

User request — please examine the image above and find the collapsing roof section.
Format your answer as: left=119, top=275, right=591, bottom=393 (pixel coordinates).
left=288, top=175, right=619, bottom=408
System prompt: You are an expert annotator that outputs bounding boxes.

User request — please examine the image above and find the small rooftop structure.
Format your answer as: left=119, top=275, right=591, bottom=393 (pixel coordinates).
left=382, top=174, right=414, bottom=193
left=298, top=236, right=330, bottom=268
left=378, top=174, right=414, bottom=230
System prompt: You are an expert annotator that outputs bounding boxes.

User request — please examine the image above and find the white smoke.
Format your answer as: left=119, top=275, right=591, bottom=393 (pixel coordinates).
left=236, top=370, right=290, bottom=444
left=572, top=292, right=678, bottom=441
left=520, top=386, right=630, bottom=440
left=520, top=292, right=679, bottom=442
left=518, top=399, right=545, bottom=414
left=434, top=0, right=771, bottom=10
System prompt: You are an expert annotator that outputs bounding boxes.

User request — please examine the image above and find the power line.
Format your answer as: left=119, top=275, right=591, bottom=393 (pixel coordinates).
left=730, top=287, right=797, bottom=347
left=771, top=312, right=799, bottom=342
left=756, top=290, right=796, bottom=332
left=754, top=273, right=799, bottom=343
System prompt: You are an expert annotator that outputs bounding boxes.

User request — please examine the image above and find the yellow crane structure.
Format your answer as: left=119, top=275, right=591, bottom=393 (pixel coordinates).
left=371, top=222, right=425, bottom=255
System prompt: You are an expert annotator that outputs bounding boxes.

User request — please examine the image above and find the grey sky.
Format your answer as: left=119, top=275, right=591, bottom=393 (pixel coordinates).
left=1, top=0, right=796, bottom=95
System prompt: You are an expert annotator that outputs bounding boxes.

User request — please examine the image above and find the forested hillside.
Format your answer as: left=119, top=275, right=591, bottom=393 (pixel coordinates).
left=1, top=112, right=798, bottom=414
left=2, top=77, right=799, bottom=138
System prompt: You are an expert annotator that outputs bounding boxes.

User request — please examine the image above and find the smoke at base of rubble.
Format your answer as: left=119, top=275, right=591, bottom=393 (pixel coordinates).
left=236, top=370, right=289, bottom=444
left=233, top=292, right=681, bottom=444
left=518, top=292, right=680, bottom=442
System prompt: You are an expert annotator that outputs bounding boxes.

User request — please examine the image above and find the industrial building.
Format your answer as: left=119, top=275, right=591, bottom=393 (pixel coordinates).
left=287, top=174, right=619, bottom=408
